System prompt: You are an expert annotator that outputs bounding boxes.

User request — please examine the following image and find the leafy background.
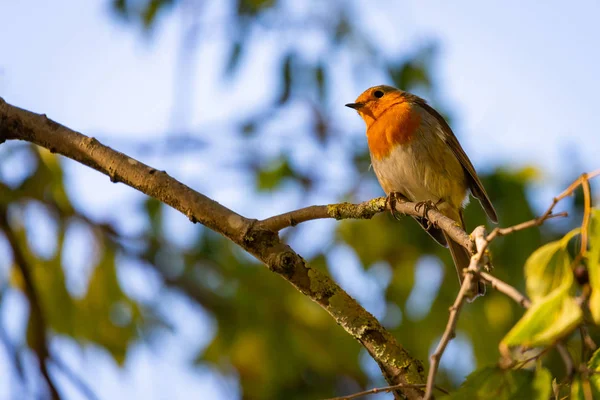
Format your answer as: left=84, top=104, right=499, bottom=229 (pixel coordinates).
left=0, top=0, right=599, bottom=399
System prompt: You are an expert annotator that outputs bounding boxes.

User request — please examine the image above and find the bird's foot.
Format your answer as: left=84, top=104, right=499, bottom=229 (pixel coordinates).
left=414, top=199, right=442, bottom=223
left=386, top=192, right=407, bottom=220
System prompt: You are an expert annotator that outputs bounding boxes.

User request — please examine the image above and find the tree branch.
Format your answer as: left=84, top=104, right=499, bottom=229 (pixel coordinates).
left=424, top=208, right=575, bottom=398
left=257, top=197, right=474, bottom=253
left=479, top=271, right=531, bottom=308
left=424, top=226, right=489, bottom=400
left=0, top=98, right=426, bottom=398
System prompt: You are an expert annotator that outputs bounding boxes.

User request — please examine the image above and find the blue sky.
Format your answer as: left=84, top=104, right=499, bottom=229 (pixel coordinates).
left=1, top=1, right=599, bottom=399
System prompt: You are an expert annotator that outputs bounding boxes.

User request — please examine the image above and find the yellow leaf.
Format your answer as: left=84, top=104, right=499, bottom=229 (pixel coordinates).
left=587, top=209, right=600, bottom=324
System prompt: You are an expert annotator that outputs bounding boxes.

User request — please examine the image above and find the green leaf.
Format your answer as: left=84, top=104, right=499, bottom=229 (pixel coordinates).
left=501, top=279, right=582, bottom=348
left=588, top=209, right=600, bottom=324
left=255, top=158, right=294, bottom=191
left=504, top=228, right=582, bottom=349
left=443, top=366, right=551, bottom=400
left=524, top=228, right=579, bottom=302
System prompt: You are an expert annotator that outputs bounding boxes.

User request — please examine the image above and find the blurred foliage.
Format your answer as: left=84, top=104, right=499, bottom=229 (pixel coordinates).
left=1, top=147, right=158, bottom=366
left=570, top=347, right=600, bottom=398
left=0, top=0, right=599, bottom=399
left=443, top=366, right=552, bottom=400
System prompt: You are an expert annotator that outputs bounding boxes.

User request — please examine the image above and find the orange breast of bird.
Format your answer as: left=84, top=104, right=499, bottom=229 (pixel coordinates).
left=366, top=101, right=422, bottom=161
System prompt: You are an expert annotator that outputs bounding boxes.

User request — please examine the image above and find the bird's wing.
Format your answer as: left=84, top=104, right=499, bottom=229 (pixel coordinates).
left=419, top=101, right=498, bottom=223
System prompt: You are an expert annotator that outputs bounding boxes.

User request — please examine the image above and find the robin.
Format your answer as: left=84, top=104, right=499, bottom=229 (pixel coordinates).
left=346, top=85, right=497, bottom=299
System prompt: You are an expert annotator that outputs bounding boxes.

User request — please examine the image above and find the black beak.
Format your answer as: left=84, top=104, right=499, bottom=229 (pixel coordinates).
left=345, top=102, right=364, bottom=110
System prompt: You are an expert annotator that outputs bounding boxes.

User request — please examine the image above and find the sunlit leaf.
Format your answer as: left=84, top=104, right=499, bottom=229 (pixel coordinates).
left=443, top=366, right=551, bottom=399
left=501, top=279, right=581, bottom=348
left=524, top=228, right=579, bottom=302
left=588, top=209, right=600, bottom=324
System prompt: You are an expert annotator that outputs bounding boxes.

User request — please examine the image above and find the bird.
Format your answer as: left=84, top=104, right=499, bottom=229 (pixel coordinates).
left=346, top=85, right=497, bottom=299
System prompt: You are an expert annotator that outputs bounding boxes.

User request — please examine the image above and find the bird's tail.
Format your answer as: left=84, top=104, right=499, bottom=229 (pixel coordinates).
left=442, top=207, right=485, bottom=301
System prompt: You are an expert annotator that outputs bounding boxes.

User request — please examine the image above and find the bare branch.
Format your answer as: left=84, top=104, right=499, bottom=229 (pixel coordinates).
left=424, top=226, right=488, bottom=399
left=258, top=197, right=474, bottom=253
left=544, top=170, right=600, bottom=217
left=424, top=210, right=569, bottom=398
left=487, top=212, right=568, bottom=241
left=257, top=199, right=387, bottom=231
left=581, top=325, right=598, bottom=352
left=0, top=98, right=425, bottom=398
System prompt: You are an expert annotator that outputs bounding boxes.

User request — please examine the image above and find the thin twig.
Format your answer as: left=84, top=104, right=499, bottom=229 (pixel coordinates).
left=257, top=198, right=387, bottom=232
left=0, top=208, right=60, bottom=400
left=479, top=271, right=531, bottom=308
left=581, top=325, right=598, bottom=351
left=324, top=383, right=448, bottom=400
left=556, top=343, right=575, bottom=377
left=488, top=212, right=568, bottom=241
left=424, top=210, right=571, bottom=398
left=424, top=226, right=488, bottom=400
left=538, top=169, right=600, bottom=223
left=512, top=347, right=554, bottom=369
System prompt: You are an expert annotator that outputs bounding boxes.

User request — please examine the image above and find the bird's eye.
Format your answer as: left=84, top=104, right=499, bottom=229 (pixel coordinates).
left=373, top=90, right=384, bottom=98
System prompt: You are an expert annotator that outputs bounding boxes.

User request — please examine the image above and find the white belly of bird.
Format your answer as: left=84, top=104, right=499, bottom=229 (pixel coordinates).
left=370, top=132, right=468, bottom=209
